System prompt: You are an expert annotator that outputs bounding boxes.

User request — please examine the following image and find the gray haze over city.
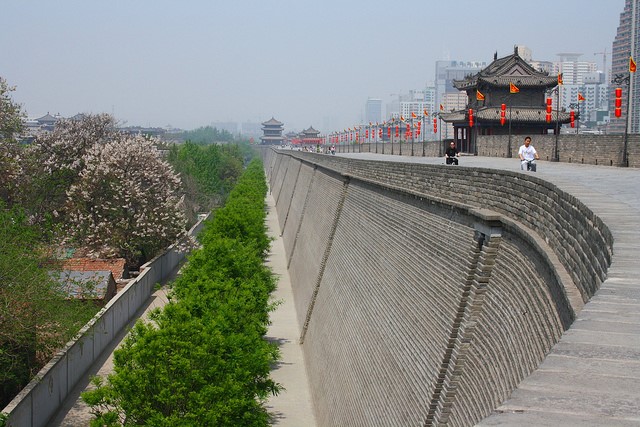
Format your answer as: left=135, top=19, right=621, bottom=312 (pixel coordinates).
left=1, top=0, right=624, bottom=133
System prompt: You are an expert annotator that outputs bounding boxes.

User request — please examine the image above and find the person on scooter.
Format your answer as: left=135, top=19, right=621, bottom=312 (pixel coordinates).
left=445, top=141, right=460, bottom=165
left=518, top=136, right=539, bottom=171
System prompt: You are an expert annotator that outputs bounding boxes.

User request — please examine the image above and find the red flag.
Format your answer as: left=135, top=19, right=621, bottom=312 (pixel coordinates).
left=439, top=104, right=444, bottom=111
left=411, top=112, right=417, bottom=118
left=631, top=56, right=637, bottom=73
left=557, top=73, right=563, bottom=85
left=509, top=82, right=520, bottom=94
left=423, top=109, right=428, bottom=116
left=476, top=90, right=485, bottom=101
left=578, top=93, right=585, bottom=102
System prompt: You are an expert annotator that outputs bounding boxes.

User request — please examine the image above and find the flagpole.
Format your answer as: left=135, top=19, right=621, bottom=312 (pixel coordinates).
left=391, top=119, right=395, bottom=156
left=554, top=86, right=560, bottom=162
left=422, top=114, right=426, bottom=157
left=410, top=116, right=415, bottom=157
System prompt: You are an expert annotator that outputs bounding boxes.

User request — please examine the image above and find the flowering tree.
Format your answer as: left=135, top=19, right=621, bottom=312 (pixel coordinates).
left=0, top=77, right=25, bottom=204
left=65, top=134, right=188, bottom=265
left=19, top=114, right=117, bottom=225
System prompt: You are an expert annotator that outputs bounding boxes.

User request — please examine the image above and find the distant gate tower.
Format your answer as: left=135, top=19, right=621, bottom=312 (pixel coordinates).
left=440, top=48, right=572, bottom=153
left=260, top=117, right=285, bottom=145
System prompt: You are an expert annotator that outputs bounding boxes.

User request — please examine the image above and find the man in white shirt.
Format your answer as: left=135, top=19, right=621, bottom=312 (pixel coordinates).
left=518, top=136, right=539, bottom=171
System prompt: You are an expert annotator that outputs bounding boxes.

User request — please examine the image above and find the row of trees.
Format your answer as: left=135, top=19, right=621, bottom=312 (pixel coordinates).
left=82, top=159, right=281, bottom=426
left=0, top=76, right=249, bottom=408
left=180, top=126, right=235, bottom=144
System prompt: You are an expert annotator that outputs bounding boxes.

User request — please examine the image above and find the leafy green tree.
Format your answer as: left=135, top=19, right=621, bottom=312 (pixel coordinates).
left=82, top=159, right=280, bottom=426
left=168, top=142, right=243, bottom=225
left=0, top=202, right=97, bottom=407
left=180, top=126, right=234, bottom=144
left=0, top=77, right=26, bottom=204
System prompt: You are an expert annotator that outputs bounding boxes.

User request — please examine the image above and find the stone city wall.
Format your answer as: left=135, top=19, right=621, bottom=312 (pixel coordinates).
left=262, top=147, right=612, bottom=426
left=333, top=134, right=640, bottom=168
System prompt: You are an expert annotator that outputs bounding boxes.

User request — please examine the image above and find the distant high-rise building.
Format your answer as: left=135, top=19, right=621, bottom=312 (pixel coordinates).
left=549, top=54, right=600, bottom=123
left=365, top=98, right=382, bottom=124
left=610, top=0, right=639, bottom=134
left=435, top=59, right=487, bottom=119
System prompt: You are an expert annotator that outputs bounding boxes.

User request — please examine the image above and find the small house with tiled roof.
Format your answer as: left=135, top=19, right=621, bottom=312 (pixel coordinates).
left=440, top=48, right=574, bottom=153
left=260, top=117, right=285, bottom=145
left=62, top=257, right=128, bottom=281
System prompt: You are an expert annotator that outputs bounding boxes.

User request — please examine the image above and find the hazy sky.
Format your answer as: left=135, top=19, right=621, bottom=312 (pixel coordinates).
left=1, top=0, right=624, bottom=133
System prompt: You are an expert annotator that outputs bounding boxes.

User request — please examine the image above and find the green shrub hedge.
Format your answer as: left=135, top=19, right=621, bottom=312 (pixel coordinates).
left=82, top=158, right=281, bottom=426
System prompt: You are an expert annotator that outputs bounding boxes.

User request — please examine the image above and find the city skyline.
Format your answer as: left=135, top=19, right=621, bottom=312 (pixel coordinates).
left=1, top=0, right=625, bottom=133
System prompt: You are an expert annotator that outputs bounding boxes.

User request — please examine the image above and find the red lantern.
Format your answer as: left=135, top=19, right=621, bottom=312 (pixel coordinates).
left=387, top=127, right=391, bottom=138
left=545, top=98, right=552, bottom=123
left=501, top=103, right=507, bottom=126
left=615, top=87, right=622, bottom=118
left=570, top=110, right=575, bottom=128
left=395, top=125, right=399, bottom=137
left=433, top=118, right=437, bottom=133
left=468, top=108, right=474, bottom=127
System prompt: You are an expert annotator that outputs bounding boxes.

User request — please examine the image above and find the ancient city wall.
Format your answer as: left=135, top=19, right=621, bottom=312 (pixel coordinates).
left=262, top=147, right=612, bottom=426
left=334, top=133, right=640, bottom=168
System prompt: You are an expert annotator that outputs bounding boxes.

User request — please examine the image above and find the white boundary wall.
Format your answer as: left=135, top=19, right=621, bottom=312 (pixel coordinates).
left=2, top=216, right=209, bottom=427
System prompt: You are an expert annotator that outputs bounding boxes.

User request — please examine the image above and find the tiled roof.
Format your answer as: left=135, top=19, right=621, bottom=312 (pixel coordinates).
left=262, top=117, right=283, bottom=126
left=36, top=113, right=59, bottom=123
left=441, top=107, right=573, bottom=124
left=303, top=126, right=320, bottom=135
left=476, top=107, right=573, bottom=123
left=62, top=257, right=127, bottom=280
left=440, top=111, right=466, bottom=121
left=453, top=51, right=556, bottom=90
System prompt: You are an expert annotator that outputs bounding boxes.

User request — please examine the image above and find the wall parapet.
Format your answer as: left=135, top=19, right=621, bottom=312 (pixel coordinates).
left=261, top=146, right=613, bottom=426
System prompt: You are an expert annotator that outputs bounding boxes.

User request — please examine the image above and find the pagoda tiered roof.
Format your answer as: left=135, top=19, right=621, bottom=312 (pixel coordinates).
left=302, top=126, right=320, bottom=136
left=453, top=50, right=557, bottom=90
left=262, top=117, right=283, bottom=126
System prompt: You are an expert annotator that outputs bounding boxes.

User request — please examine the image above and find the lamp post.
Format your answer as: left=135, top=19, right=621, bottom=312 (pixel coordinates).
left=568, top=102, right=579, bottom=135
left=613, top=72, right=632, bottom=167
left=391, top=118, right=395, bottom=156
left=410, top=115, right=415, bottom=157
left=547, top=86, right=561, bottom=162
left=422, top=113, right=426, bottom=157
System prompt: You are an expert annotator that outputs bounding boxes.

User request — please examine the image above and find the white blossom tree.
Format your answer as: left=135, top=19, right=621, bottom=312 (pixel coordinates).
left=65, top=134, right=188, bottom=265
left=20, top=114, right=117, bottom=224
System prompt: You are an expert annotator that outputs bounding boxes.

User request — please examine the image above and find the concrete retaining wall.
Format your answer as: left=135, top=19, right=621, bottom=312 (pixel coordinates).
left=262, top=147, right=612, bottom=426
left=2, top=218, right=208, bottom=427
